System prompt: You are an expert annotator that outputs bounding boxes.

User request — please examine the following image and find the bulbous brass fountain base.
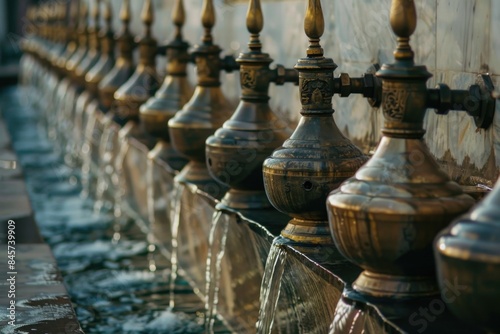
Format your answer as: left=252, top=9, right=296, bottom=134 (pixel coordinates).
left=280, top=219, right=333, bottom=246
left=435, top=179, right=500, bottom=332
left=353, top=271, right=439, bottom=299
left=327, top=136, right=475, bottom=299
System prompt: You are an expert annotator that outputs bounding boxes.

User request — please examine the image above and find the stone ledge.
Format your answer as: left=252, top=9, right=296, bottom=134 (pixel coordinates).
left=0, top=244, right=83, bottom=333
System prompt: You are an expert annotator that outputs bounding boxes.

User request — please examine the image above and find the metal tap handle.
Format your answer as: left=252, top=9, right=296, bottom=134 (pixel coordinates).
left=156, top=45, right=169, bottom=56
left=331, top=67, right=382, bottom=107
left=274, top=65, right=299, bottom=85
left=221, top=55, right=240, bottom=72
left=428, top=74, right=496, bottom=129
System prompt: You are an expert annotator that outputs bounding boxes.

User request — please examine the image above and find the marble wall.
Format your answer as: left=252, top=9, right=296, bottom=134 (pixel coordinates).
left=104, top=0, right=500, bottom=185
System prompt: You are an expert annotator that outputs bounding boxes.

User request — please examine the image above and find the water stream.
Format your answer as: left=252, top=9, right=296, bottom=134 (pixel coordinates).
left=329, top=296, right=385, bottom=334
left=80, top=110, right=96, bottom=199
left=93, top=124, right=114, bottom=215
left=146, top=157, right=157, bottom=272
left=256, top=243, right=288, bottom=334
left=2, top=88, right=231, bottom=333
left=169, top=182, right=185, bottom=309
left=111, top=135, right=130, bottom=243
left=204, top=211, right=230, bottom=333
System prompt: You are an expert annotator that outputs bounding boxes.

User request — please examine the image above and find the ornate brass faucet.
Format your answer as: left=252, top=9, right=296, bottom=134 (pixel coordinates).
left=139, top=0, right=192, bottom=171
left=85, top=0, right=115, bottom=98
left=435, top=176, right=500, bottom=332
left=113, top=0, right=160, bottom=129
left=74, top=0, right=102, bottom=88
left=262, top=0, right=378, bottom=247
left=205, top=0, right=297, bottom=210
left=168, top=0, right=239, bottom=190
left=98, top=0, right=135, bottom=113
left=327, top=0, right=495, bottom=299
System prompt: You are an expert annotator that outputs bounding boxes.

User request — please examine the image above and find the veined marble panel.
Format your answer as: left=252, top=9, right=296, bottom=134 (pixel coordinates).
left=101, top=0, right=500, bottom=182
left=436, top=0, right=491, bottom=73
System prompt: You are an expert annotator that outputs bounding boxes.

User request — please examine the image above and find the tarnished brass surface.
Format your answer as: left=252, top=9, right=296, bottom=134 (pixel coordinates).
left=205, top=0, right=296, bottom=210
left=140, top=0, right=191, bottom=170
left=168, top=0, right=237, bottom=187
left=74, top=0, right=102, bottom=87
left=113, top=0, right=160, bottom=124
left=85, top=0, right=115, bottom=97
left=262, top=0, right=368, bottom=245
left=327, top=0, right=475, bottom=299
left=435, top=180, right=500, bottom=332
left=98, top=0, right=135, bottom=112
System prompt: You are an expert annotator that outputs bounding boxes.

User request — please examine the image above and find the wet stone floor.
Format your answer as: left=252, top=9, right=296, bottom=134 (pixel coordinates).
left=1, top=88, right=230, bottom=333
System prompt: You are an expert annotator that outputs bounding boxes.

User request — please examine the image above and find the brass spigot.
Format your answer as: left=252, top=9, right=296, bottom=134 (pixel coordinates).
left=262, top=0, right=369, bottom=246
left=65, top=1, right=89, bottom=78
left=113, top=0, right=160, bottom=127
left=98, top=0, right=135, bottom=112
left=434, top=178, right=500, bottom=332
left=139, top=0, right=191, bottom=170
left=74, top=0, right=102, bottom=87
left=205, top=0, right=297, bottom=210
left=85, top=0, right=115, bottom=97
left=168, top=0, right=239, bottom=190
left=325, top=0, right=495, bottom=299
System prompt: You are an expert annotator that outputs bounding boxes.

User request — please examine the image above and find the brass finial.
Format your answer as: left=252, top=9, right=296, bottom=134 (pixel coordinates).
left=201, top=0, right=215, bottom=43
left=57, top=3, right=65, bottom=21
left=304, top=0, right=324, bottom=57
left=141, top=0, right=154, bottom=35
left=80, top=1, right=88, bottom=26
left=92, top=0, right=101, bottom=26
left=390, top=0, right=416, bottom=61
left=172, top=0, right=185, bottom=40
left=70, top=0, right=79, bottom=24
left=120, top=0, right=131, bottom=25
left=246, top=0, right=263, bottom=51
left=103, top=0, right=112, bottom=28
